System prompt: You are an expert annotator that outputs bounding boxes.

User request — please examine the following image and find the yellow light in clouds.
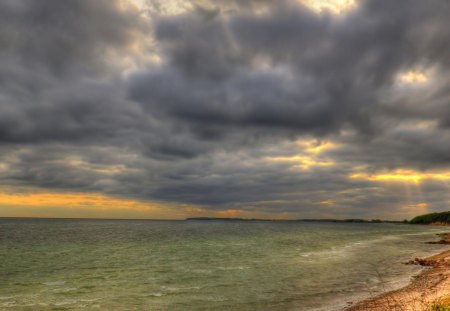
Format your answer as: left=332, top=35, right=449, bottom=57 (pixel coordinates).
left=125, top=0, right=192, bottom=16
left=398, top=70, right=428, bottom=84
left=319, top=200, right=334, bottom=206
left=121, top=0, right=145, bottom=10
left=267, top=139, right=337, bottom=170
left=300, top=140, right=337, bottom=154
left=268, top=155, right=334, bottom=170
left=302, top=0, right=356, bottom=14
left=403, top=202, right=429, bottom=214
left=67, top=158, right=126, bottom=175
left=350, top=169, right=450, bottom=183
left=411, top=202, right=428, bottom=209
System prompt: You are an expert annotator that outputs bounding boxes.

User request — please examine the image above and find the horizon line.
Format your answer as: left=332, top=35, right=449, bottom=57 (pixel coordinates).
left=0, top=216, right=408, bottom=222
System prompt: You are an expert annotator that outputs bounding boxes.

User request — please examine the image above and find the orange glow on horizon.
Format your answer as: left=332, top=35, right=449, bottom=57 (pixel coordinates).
left=216, top=209, right=241, bottom=216
left=0, top=192, right=192, bottom=219
left=0, top=191, right=296, bottom=220
left=0, top=192, right=152, bottom=209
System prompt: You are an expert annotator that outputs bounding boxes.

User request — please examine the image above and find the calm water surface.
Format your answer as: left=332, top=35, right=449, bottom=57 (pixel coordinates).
left=0, top=219, right=448, bottom=310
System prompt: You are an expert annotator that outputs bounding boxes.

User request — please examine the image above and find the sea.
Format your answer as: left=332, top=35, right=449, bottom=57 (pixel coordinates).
left=0, top=218, right=448, bottom=310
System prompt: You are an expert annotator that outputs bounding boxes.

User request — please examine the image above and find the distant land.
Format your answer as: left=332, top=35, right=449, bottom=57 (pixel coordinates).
left=409, top=211, right=450, bottom=225
left=187, top=211, right=450, bottom=225
left=186, top=217, right=407, bottom=223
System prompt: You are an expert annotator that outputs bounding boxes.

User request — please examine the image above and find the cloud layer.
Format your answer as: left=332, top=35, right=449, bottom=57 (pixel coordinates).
left=1, top=0, right=449, bottom=219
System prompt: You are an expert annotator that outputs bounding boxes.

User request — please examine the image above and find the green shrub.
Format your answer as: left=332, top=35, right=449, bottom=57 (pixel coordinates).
left=432, top=304, right=450, bottom=311
left=409, top=211, right=450, bottom=224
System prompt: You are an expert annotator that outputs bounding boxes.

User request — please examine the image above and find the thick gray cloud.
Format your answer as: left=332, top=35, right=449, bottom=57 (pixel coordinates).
left=1, top=0, right=450, bottom=219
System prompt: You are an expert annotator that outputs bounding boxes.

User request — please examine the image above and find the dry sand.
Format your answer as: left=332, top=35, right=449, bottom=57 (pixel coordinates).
left=346, top=233, right=450, bottom=311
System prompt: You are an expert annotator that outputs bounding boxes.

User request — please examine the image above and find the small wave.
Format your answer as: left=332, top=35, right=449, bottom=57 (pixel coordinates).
left=52, top=287, right=78, bottom=294
left=162, top=286, right=201, bottom=293
left=42, top=281, right=66, bottom=286
left=298, top=235, right=404, bottom=260
left=191, top=269, right=213, bottom=274
left=149, top=292, right=163, bottom=297
left=217, top=266, right=247, bottom=270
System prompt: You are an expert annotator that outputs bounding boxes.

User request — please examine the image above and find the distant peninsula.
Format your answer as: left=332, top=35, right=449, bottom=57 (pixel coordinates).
left=188, top=213, right=450, bottom=225
left=186, top=217, right=407, bottom=224
left=409, top=211, right=450, bottom=225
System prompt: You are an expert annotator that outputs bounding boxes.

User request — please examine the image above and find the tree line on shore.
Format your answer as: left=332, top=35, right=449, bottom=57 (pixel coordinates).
left=409, top=211, right=450, bottom=225
left=188, top=211, right=450, bottom=225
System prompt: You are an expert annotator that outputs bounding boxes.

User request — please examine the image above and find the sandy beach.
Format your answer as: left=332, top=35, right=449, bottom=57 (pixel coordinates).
left=346, top=233, right=450, bottom=311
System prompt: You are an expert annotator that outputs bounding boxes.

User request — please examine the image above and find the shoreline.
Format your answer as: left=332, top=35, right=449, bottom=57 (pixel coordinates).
left=345, top=232, right=450, bottom=311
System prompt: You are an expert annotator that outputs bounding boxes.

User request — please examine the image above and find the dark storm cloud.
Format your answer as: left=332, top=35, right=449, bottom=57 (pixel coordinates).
left=1, top=0, right=450, bottom=218
left=131, top=0, right=450, bottom=136
left=0, top=0, right=150, bottom=145
left=0, top=0, right=143, bottom=76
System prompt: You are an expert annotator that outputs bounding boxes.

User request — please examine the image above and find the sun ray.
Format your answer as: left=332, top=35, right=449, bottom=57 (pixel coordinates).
left=349, top=169, right=450, bottom=183
left=301, top=0, right=357, bottom=15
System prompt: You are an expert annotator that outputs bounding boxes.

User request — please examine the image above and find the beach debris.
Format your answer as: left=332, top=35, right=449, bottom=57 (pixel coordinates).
left=404, top=257, right=449, bottom=267
left=425, top=233, right=450, bottom=244
left=426, top=239, right=450, bottom=245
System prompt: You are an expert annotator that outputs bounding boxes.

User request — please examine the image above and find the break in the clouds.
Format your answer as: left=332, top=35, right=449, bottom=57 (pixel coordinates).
left=0, top=0, right=449, bottom=219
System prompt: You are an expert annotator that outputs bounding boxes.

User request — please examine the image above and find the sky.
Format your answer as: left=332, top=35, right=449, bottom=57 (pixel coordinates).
left=0, top=0, right=449, bottom=220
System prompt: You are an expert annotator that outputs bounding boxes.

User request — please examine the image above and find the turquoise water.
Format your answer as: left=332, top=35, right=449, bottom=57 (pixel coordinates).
left=0, top=219, right=448, bottom=310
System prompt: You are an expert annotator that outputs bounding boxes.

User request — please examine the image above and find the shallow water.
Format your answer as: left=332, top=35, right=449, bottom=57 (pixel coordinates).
left=0, top=218, right=448, bottom=310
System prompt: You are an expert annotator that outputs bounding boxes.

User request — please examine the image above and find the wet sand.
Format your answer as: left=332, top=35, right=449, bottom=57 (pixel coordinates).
left=346, top=233, right=450, bottom=311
